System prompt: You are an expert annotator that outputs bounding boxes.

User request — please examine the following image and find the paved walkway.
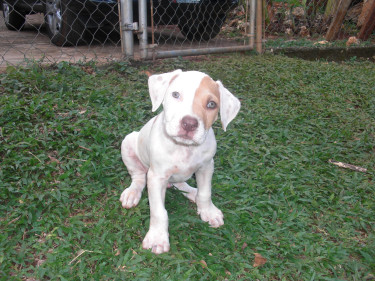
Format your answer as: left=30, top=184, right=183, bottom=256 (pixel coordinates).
left=1, top=13, right=247, bottom=69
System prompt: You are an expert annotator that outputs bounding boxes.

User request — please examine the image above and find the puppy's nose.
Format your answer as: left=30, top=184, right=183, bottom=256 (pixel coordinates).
left=181, top=116, right=198, bottom=132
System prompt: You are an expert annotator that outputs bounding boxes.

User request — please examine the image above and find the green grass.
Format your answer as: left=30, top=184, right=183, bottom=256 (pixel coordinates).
left=1, top=54, right=374, bottom=280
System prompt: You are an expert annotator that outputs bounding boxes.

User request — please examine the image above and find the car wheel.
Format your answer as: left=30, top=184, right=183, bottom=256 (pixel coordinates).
left=178, top=14, right=226, bottom=41
left=2, top=0, right=26, bottom=30
left=44, top=0, right=85, bottom=46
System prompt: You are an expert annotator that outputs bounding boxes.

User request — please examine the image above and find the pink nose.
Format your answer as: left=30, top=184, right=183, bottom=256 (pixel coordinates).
left=181, top=116, right=198, bottom=132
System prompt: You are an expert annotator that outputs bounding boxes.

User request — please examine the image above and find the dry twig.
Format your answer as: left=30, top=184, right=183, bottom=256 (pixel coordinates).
left=329, top=159, right=367, bottom=173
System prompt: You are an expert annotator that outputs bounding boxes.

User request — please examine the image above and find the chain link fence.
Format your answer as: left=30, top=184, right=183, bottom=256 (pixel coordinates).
left=0, top=0, right=123, bottom=67
left=146, top=0, right=256, bottom=59
left=142, top=0, right=375, bottom=59
left=1, top=0, right=374, bottom=67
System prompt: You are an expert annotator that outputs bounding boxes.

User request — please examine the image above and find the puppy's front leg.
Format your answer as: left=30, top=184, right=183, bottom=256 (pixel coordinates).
left=196, top=159, right=224, bottom=228
left=142, top=169, right=170, bottom=254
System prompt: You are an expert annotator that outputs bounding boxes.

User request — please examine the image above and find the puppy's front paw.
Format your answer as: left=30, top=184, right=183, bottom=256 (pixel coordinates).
left=120, top=187, right=142, bottom=209
left=198, top=204, right=224, bottom=228
left=142, top=229, right=170, bottom=254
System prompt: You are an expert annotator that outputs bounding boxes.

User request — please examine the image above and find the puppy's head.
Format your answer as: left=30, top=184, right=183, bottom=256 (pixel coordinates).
left=148, top=70, right=240, bottom=145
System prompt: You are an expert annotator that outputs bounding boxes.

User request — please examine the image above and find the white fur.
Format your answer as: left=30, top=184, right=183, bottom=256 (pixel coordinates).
left=120, top=70, right=240, bottom=254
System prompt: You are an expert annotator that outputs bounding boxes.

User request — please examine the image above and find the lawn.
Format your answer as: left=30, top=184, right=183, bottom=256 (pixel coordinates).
left=0, top=54, right=374, bottom=280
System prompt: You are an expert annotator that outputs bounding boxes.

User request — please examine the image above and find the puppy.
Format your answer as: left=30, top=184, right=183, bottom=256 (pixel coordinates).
left=120, top=70, right=240, bottom=254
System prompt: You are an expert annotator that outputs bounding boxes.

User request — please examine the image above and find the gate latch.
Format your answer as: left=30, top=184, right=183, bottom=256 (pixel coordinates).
left=122, top=22, right=139, bottom=31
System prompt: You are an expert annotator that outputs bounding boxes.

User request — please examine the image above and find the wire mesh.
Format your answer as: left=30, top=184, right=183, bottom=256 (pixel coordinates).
left=150, top=0, right=253, bottom=54
left=147, top=0, right=374, bottom=58
left=0, top=0, right=122, bottom=67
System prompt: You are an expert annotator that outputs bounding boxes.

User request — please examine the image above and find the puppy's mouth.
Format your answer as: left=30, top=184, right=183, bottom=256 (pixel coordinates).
left=178, top=131, right=195, bottom=140
left=166, top=129, right=200, bottom=145
left=174, top=132, right=197, bottom=144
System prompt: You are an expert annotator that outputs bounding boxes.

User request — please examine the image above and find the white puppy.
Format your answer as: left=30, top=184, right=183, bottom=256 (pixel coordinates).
left=120, top=70, right=240, bottom=254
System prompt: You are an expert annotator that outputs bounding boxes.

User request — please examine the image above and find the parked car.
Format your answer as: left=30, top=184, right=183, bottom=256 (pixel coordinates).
left=1, top=0, right=238, bottom=46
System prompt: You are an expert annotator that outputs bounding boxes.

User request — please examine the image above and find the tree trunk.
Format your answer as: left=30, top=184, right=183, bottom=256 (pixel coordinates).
left=358, top=0, right=375, bottom=40
left=326, top=0, right=352, bottom=41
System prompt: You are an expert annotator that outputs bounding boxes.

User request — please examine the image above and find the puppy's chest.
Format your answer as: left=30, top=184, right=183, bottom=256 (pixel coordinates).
left=166, top=146, right=212, bottom=182
left=171, top=146, right=205, bottom=169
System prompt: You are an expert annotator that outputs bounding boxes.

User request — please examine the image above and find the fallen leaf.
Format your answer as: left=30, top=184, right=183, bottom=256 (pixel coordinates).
left=346, top=36, right=360, bottom=47
left=140, top=70, right=153, bottom=77
left=242, top=242, right=248, bottom=250
left=314, top=40, right=328, bottom=45
left=48, top=155, right=60, bottom=164
left=81, top=66, right=95, bottom=75
left=199, top=260, right=207, bottom=268
left=253, top=253, right=267, bottom=267
left=36, top=258, right=46, bottom=267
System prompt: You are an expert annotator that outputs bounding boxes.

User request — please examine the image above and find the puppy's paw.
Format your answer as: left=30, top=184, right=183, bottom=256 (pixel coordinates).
left=173, top=183, right=197, bottom=203
left=142, top=229, right=170, bottom=254
left=120, top=187, right=142, bottom=209
left=198, top=204, right=224, bottom=228
left=185, top=188, right=198, bottom=203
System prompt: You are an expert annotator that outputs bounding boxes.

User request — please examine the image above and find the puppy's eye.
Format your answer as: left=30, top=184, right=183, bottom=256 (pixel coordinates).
left=207, top=101, right=217, bottom=109
left=172, top=92, right=180, bottom=99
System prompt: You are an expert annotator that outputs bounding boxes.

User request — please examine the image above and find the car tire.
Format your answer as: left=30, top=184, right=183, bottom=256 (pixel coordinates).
left=2, top=0, right=26, bottom=31
left=178, top=14, right=226, bottom=41
left=44, top=0, right=86, bottom=46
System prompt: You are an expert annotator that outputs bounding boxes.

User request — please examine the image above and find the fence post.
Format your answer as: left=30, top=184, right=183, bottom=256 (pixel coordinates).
left=256, top=0, right=263, bottom=54
left=139, top=0, right=148, bottom=59
left=249, top=0, right=256, bottom=48
left=119, top=0, right=135, bottom=58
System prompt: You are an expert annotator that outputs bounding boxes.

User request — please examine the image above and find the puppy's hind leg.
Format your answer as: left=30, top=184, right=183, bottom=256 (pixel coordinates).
left=120, top=132, right=147, bottom=209
left=173, top=182, right=198, bottom=203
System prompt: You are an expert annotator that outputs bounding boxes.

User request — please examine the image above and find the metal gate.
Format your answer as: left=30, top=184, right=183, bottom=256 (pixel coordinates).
left=120, top=0, right=262, bottom=60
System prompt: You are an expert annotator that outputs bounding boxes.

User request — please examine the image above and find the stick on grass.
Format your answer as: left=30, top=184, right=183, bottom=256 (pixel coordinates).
left=329, top=159, right=367, bottom=173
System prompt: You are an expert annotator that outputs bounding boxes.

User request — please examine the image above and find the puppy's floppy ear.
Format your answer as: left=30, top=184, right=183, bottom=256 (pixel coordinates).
left=148, top=69, right=182, bottom=112
left=217, top=81, right=241, bottom=131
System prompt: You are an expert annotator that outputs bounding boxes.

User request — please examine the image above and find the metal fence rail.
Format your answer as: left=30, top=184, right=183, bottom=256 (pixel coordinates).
left=1, top=0, right=374, bottom=67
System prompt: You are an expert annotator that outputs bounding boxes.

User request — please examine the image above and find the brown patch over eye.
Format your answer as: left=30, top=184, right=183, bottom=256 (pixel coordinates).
left=193, top=76, right=220, bottom=129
